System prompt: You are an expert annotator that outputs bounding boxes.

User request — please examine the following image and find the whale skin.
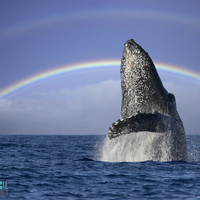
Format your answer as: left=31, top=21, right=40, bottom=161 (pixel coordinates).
left=108, top=39, right=187, bottom=161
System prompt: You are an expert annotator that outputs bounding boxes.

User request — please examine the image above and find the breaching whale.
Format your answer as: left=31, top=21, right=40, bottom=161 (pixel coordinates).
left=108, top=39, right=187, bottom=161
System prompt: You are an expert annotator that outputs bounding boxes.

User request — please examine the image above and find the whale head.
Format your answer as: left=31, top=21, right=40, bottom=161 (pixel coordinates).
left=120, top=39, right=169, bottom=119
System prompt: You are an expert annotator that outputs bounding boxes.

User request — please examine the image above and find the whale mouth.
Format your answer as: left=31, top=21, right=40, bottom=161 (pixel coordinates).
left=108, top=112, right=169, bottom=140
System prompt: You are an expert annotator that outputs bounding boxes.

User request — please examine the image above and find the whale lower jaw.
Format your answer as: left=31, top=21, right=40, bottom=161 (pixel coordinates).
left=108, top=112, right=177, bottom=140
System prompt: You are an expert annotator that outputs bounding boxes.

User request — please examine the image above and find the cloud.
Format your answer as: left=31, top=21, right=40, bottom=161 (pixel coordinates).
left=0, top=77, right=199, bottom=135
left=0, top=80, right=121, bottom=135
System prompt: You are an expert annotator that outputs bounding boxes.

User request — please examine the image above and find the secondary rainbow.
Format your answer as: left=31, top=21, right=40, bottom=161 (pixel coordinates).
left=1, top=9, right=200, bottom=41
left=0, top=60, right=200, bottom=98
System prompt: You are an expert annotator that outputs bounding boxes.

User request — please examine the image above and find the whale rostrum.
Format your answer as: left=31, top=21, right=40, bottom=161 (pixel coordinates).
left=121, top=39, right=169, bottom=119
left=108, top=39, right=187, bottom=160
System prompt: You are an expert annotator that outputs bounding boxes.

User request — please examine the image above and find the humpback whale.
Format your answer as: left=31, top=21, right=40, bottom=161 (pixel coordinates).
left=108, top=39, right=187, bottom=161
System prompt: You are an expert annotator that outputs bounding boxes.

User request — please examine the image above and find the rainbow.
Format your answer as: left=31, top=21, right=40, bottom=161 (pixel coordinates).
left=0, top=60, right=200, bottom=98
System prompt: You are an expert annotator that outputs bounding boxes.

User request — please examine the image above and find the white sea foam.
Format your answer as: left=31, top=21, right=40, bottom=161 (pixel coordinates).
left=100, top=132, right=173, bottom=162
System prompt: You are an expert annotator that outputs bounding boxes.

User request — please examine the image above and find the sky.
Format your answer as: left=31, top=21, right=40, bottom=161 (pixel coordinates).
left=0, top=0, right=200, bottom=135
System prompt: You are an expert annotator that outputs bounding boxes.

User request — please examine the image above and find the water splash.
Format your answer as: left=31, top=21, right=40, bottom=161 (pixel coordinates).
left=187, top=135, right=200, bottom=162
left=100, top=131, right=175, bottom=162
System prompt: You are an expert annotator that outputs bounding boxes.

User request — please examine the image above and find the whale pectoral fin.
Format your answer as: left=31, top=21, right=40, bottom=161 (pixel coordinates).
left=108, top=113, right=170, bottom=139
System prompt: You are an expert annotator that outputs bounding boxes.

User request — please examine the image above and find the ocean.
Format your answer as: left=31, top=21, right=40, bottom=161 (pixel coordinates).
left=0, top=135, right=200, bottom=199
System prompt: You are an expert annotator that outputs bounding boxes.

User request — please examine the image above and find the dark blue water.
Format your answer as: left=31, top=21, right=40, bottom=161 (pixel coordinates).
left=0, top=135, right=200, bottom=199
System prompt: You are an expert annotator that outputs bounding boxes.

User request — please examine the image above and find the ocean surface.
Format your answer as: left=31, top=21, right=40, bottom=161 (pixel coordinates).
left=0, top=135, right=200, bottom=199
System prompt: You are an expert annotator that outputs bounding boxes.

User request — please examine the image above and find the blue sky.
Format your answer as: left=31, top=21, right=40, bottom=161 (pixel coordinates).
left=0, top=0, right=200, bottom=135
